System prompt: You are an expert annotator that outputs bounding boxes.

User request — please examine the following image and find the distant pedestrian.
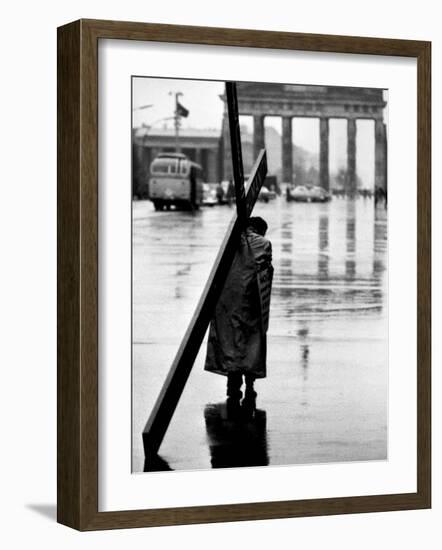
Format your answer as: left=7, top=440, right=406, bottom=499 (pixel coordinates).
left=204, top=216, right=273, bottom=414
left=216, top=183, right=224, bottom=204
left=225, top=179, right=235, bottom=206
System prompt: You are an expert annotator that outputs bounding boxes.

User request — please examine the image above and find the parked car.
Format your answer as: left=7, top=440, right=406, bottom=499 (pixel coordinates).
left=258, top=186, right=277, bottom=203
left=286, top=184, right=331, bottom=203
left=244, top=173, right=280, bottom=201
left=202, top=183, right=218, bottom=206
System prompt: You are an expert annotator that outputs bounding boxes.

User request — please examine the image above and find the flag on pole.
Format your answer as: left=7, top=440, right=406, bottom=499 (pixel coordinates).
left=176, top=101, right=189, bottom=118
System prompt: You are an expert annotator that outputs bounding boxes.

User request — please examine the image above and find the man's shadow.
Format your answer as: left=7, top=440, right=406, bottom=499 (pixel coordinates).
left=203, top=402, right=269, bottom=468
left=144, top=402, right=269, bottom=472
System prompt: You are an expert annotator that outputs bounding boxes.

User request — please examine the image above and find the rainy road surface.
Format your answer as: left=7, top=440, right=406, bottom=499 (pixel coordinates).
left=132, top=197, right=388, bottom=473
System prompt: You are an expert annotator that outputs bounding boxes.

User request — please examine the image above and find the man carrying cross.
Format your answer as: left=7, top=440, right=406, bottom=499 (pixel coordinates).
left=143, top=82, right=271, bottom=455
left=204, top=216, right=273, bottom=412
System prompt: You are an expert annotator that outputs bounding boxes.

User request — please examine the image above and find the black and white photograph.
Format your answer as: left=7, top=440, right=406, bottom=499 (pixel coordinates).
left=1, top=0, right=437, bottom=541
left=132, top=76, right=389, bottom=473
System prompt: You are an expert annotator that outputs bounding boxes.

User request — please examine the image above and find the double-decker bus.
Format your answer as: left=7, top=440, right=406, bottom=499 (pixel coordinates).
left=148, top=153, right=204, bottom=211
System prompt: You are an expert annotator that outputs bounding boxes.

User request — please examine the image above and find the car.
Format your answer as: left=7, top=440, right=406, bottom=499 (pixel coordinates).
left=202, top=183, right=218, bottom=206
left=286, top=184, right=331, bottom=203
left=258, top=186, right=277, bottom=203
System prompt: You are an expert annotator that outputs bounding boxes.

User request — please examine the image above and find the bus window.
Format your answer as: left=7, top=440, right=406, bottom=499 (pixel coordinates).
left=151, top=159, right=171, bottom=174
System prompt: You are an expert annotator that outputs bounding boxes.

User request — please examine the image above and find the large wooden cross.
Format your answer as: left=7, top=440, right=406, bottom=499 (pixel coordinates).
left=143, top=82, right=268, bottom=457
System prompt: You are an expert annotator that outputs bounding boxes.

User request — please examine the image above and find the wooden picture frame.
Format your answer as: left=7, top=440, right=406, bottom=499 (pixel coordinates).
left=57, top=18, right=431, bottom=531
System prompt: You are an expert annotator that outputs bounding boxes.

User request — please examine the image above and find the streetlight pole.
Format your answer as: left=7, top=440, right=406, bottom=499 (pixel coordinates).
left=169, top=91, right=183, bottom=153
left=132, top=104, right=154, bottom=111
left=132, top=104, right=154, bottom=129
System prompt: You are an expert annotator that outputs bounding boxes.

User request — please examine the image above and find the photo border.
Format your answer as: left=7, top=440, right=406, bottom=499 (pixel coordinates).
left=57, top=19, right=431, bottom=530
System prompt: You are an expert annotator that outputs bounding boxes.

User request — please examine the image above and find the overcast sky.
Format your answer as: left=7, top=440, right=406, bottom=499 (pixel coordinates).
left=133, top=77, right=388, bottom=187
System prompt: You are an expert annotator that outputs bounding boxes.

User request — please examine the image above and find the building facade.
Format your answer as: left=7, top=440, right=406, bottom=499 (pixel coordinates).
left=132, top=83, right=387, bottom=197
left=221, top=83, right=387, bottom=193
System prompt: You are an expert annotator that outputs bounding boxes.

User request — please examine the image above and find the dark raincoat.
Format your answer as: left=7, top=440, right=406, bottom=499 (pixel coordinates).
left=204, top=227, right=273, bottom=379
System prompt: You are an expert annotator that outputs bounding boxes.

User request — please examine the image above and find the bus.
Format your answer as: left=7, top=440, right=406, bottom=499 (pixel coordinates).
left=148, top=153, right=204, bottom=211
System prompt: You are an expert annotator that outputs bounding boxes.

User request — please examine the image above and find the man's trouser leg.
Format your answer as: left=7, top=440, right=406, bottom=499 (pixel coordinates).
left=226, top=373, right=243, bottom=399
left=244, top=375, right=257, bottom=398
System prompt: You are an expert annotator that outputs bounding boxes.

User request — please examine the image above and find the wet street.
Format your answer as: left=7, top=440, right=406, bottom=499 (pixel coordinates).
left=132, top=197, right=388, bottom=473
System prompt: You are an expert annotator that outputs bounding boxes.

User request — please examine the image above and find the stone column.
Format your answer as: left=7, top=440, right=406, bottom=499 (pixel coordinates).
left=195, top=148, right=203, bottom=166
left=253, top=115, right=265, bottom=160
left=142, top=146, right=151, bottom=180
left=282, top=116, right=293, bottom=183
left=222, top=112, right=232, bottom=180
left=383, top=123, right=388, bottom=199
left=207, top=149, right=217, bottom=182
left=347, top=118, right=357, bottom=196
left=319, top=117, right=330, bottom=191
left=375, top=119, right=387, bottom=191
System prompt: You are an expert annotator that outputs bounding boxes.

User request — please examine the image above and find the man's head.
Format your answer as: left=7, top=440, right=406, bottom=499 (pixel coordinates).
left=247, top=216, right=268, bottom=236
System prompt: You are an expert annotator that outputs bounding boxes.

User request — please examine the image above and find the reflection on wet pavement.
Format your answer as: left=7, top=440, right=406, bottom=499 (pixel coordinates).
left=133, top=197, right=388, bottom=473
left=203, top=403, right=269, bottom=469
left=144, top=453, right=173, bottom=472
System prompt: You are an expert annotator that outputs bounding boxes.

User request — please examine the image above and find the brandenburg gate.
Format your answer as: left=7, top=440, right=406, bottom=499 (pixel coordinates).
left=221, top=83, right=387, bottom=192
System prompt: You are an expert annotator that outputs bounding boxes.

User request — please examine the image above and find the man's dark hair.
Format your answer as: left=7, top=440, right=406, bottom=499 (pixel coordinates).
left=247, top=216, right=268, bottom=236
